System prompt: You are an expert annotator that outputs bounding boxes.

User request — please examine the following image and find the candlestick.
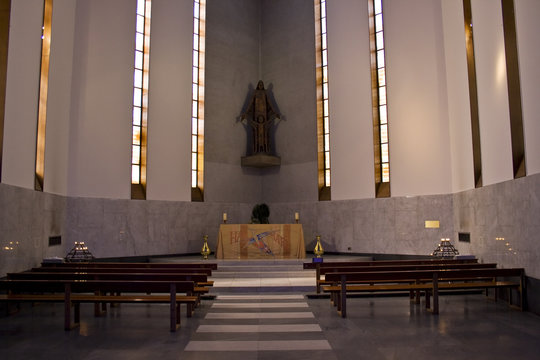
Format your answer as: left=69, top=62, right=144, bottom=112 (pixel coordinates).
left=223, top=213, right=227, bottom=223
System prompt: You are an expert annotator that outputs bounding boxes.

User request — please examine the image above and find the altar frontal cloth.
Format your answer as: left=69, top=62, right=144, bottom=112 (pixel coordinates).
left=216, top=224, right=306, bottom=259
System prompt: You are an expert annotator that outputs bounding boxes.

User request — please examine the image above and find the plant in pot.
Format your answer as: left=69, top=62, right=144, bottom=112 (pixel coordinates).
left=251, top=203, right=270, bottom=224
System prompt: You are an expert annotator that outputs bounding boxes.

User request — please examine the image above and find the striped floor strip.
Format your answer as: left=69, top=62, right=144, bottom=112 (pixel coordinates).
left=205, top=312, right=314, bottom=319
left=185, top=340, right=332, bottom=351
left=211, top=302, right=309, bottom=308
left=196, top=324, right=322, bottom=332
left=184, top=294, right=332, bottom=353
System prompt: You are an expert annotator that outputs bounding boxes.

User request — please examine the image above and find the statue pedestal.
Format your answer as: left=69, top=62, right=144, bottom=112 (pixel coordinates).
left=241, top=154, right=281, bottom=168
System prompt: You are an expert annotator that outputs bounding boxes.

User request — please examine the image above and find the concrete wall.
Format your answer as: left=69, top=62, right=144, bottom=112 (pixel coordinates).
left=385, top=0, right=453, bottom=197
left=441, top=0, right=475, bottom=193
left=471, top=0, right=514, bottom=186
left=145, top=0, right=193, bottom=201
left=326, top=0, right=374, bottom=200
left=67, top=0, right=134, bottom=199
left=203, top=0, right=262, bottom=203
left=515, top=0, right=540, bottom=176
left=2, top=0, right=43, bottom=189
left=259, top=0, right=318, bottom=203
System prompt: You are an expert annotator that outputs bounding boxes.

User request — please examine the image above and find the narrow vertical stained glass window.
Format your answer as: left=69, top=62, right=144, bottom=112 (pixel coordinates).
left=131, top=0, right=151, bottom=199
left=191, top=0, right=205, bottom=202
left=315, top=0, right=331, bottom=201
left=369, top=0, right=390, bottom=197
left=35, top=0, right=53, bottom=191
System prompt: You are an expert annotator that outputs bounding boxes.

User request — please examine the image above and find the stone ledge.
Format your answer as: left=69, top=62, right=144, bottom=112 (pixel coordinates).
left=241, top=154, right=281, bottom=168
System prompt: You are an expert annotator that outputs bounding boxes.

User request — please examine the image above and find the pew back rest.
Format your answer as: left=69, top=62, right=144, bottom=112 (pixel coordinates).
left=319, top=263, right=497, bottom=275
left=7, top=272, right=208, bottom=284
left=303, top=258, right=478, bottom=270
left=31, top=267, right=212, bottom=275
left=0, top=279, right=196, bottom=294
left=324, top=268, right=524, bottom=283
left=41, top=262, right=218, bottom=270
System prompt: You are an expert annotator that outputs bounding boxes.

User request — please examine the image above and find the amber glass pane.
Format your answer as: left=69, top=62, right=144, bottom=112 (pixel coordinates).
left=133, top=88, right=142, bottom=107
left=132, top=126, right=141, bottom=145
left=382, top=163, right=390, bottom=182
left=380, top=124, right=388, bottom=143
left=134, top=69, right=142, bottom=88
left=324, top=134, right=330, bottom=152
left=136, top=33, right=144, bottom=51
left=375, top=0, right=382, bottom=14
left=194, top=2, right=199, bottom=18
left=376, top=32, right=384, bottom=50
left=324, top=117, right=329, bottom=133
left=135, top=51, right=143, bottom=69
left=132, top=145, right=140, bottom=164
left=137, top=15, right=144, bottom=33
left=132, top=165, right=140, bottom=184
left=381, top=143, right=389, bottom=162
left=377, top=49, right=385, bottom=67
left=325, top=170, right=331, bottom=186
left=193, top=18, right=199, bottom=35
left=133, top=107, right=141, bottom=126
left=379, top=105, right=387, bottom=124
left=378, top=68, right=385, bottom=86
left=325, top=151, right=330, bottom=168
left=193, top=34, right=199, bottom=51
left=137, top=0, right=145, bottom=15
left=375, top=14, right=383, bottom=32
left=378, top=86, right=386, bottom=105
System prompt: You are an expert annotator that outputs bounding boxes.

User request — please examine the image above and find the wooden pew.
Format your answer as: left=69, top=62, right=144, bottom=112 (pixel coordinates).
left=304, top=258, right=479, bottom=293
left=41, top=261, right=218, bottom=270
left=324, top=267, right=524, bottom=318
left=7, top=271, right=210, bottom=310
left=0, top=279, right=198, bottom=332
left=29, top=267, right=214, bottom=287
left=318, top=263, right=498, bottom=304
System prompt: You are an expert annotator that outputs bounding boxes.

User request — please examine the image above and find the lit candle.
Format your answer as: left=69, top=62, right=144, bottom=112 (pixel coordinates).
left=295, top=212, right=299, bottom=221
left=223, top=213, right=227, bottom=222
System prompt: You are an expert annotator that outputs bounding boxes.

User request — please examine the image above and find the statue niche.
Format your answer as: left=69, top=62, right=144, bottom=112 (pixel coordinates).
left=239, top=80, right=282, bottom=168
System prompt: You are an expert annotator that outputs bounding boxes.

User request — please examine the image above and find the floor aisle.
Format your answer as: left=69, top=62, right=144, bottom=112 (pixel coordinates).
left=183, top=294, right=332, bottom=357
left=2, top=257, right=540, bottom=359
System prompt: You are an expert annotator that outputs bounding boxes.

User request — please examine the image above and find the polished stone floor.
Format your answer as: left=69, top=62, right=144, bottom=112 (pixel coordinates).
left=2, top=258, right=540, bottom=360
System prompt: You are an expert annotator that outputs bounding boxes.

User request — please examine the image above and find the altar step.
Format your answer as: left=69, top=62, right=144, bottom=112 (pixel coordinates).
left=210, top=261, right=315, bottom=293
left=153, top=254, right=372, bottom=294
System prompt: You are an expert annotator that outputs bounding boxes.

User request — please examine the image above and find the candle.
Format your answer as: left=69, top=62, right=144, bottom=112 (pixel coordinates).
left=295, top=212, right=299, bottom=221
left=223, top=213, right=227, bottom=221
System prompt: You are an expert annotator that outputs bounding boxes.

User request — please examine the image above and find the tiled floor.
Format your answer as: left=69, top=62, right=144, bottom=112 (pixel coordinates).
left=2, top=257, right=540, bottom=359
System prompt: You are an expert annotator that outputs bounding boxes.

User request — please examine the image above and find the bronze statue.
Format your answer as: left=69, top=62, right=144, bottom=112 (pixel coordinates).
left=240, top=80, right=281, bottom=154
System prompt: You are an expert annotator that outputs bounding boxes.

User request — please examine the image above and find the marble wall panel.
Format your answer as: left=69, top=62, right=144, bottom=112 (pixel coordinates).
left=2, top=174, right=538, bottom=280
left=0, top=184, right=67, bottom=275
left=314, top=201, right=338, bottom=252
left=453, top=173, right=540, bottom=279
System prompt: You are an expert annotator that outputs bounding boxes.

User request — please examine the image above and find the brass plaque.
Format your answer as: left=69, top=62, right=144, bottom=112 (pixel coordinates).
left=425, top=220, right=440, bottom=229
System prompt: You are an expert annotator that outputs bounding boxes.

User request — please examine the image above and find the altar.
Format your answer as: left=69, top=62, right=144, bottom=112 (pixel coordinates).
left=216, top=224, right=306, bottom=259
